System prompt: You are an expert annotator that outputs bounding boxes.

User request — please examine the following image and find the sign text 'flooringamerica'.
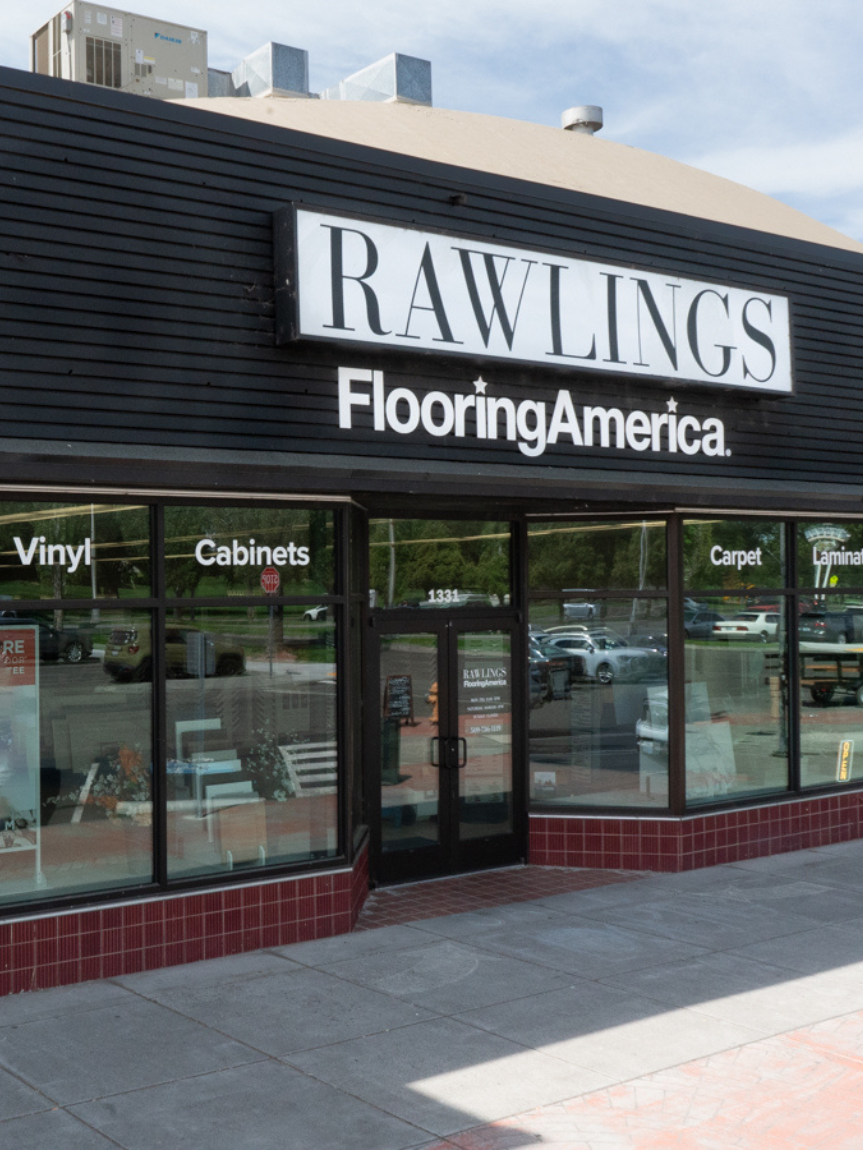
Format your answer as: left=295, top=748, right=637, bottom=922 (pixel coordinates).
left=337, top=367, right=728, bottom=459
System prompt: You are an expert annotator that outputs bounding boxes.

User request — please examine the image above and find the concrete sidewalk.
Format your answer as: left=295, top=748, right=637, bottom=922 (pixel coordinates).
left=4, top=842, right=863, bottom=1149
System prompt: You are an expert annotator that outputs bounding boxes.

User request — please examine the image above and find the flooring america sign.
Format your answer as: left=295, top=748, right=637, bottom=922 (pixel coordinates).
left=277, top=208, right=792, bottom=394
left=337, top=367, right=729, bottom=459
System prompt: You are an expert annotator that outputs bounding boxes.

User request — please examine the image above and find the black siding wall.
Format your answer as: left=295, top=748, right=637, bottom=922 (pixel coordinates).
left=2, top=66, right=863, bottom=502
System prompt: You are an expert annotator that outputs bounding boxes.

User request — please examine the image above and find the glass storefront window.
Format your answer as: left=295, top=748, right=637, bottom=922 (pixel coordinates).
left=528, top=519, right=667, bottom=593
left=797, top=521, right=863, bottom=590
left=163, top=506, right=334, bottom=598
left=0, top=501, right=150, bottom=599
left=684, top=518, right=784, bottom=590
left=798, top=590, right=863, bottom=787
left=528, top=598, right=669, bottom=807
left=0, top=609, right=152, bottom=906
left=16, top=497, right=863, bottom=907
left=165, top=606, right=338, bottom=878
left=684, top=594, right=788, bottom=802
left=368, top=519, right=510, bottom=608
left=0, top=498, right=345, bottom=913
left=683, top=518, right=789, bottom=804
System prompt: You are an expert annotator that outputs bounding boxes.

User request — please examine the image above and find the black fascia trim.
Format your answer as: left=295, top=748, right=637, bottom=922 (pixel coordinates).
left=2, top=65, right=863, bottom=275
left=4, top=452, right=863, bottom=515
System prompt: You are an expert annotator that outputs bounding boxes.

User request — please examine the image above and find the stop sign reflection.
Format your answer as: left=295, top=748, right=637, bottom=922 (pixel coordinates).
left=260, top=566, right=280, bottom=594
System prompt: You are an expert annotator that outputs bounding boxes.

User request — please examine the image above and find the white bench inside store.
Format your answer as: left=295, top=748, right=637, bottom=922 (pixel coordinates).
left=278, top=742, right=338, bottom=798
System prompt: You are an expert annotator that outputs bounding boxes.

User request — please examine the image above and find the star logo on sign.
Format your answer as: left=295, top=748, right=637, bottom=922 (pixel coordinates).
left=666, top=397, right=678, bottom=413
left=473, top=377, right=488, bottom=395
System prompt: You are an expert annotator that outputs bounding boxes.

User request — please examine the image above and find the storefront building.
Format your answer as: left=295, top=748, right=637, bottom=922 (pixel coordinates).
left=3, top=64, right=863, bottom=993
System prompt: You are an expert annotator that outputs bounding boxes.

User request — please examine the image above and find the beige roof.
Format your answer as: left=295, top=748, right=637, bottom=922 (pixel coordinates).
left=175, top=97, right=863, bottom=255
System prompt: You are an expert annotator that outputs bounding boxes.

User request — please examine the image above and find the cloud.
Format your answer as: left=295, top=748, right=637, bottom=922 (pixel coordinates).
left=690, top=131, right=863, bottom=200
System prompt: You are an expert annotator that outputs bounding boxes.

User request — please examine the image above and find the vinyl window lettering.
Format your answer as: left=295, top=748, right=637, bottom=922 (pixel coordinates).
left=683, top=519, right=788, bottom=803
left=796, top=521, right=863, bottom=789
left=0, top=502, right=153, bottom=905
left=162, top=505, right=338, bottom=879
left=0, top=500, right=342, bottom=907
left=368, top=519, right=510, bottom=609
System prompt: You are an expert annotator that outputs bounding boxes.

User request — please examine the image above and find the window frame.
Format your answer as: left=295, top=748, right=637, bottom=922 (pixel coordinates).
left=0, top=494, right=352, bottom=919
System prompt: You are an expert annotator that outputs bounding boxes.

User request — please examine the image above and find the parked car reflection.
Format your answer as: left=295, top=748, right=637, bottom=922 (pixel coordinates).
left=528, top=639, right=585, bottom=703
left=799, top=610, right=863, bottom=645
left=712, top=611, right=780, bottom=642
left=683, top=610, right=725, bottom=639
left=103, top=624, right=246, bottom=682
left=302, top=605, right=331, bottom=621
left=543, top=632, right=653, bottom=684
left=0, top=615, right=93, bottom=663
left=629, top=632, right=668, bottom=659
left=562, top=599, right=597, bottom=620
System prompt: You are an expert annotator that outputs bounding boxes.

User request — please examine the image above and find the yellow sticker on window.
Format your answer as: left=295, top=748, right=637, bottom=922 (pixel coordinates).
left=837, top=740, right=854, bottom=782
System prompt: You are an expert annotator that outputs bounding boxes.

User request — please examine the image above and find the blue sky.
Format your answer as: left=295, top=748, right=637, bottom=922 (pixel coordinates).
left=6, top=0, right=863, bottom=240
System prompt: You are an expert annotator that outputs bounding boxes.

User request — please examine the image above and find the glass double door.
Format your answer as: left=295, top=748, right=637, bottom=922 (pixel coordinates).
left=372, top=617, right=520, bottom=883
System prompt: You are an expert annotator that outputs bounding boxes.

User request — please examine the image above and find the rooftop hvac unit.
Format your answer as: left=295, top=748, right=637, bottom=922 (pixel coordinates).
left=321, top=53, right=432, bottom=105
left=31, top=1, right=207, bottom=100
left=232, top=42, right=309, bottom=99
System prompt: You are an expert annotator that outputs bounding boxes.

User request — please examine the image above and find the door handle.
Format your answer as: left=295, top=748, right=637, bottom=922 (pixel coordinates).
left=432, top=738, right=468, bottom=769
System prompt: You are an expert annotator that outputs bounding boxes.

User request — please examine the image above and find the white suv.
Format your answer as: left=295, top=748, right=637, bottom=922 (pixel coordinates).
left=544, top=634, right=650, bottom=684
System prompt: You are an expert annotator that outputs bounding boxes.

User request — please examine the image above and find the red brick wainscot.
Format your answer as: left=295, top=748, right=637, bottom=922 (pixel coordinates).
left=0, top=841, right=369, bottom=997
left=529, top=791, right=863, bottom=871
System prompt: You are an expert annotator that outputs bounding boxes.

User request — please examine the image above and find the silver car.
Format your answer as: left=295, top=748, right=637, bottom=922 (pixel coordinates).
left=543, top=633, right=650, bottom=684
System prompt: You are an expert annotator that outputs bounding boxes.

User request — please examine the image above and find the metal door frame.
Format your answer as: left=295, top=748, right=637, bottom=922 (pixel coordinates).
left=366, top=610, right=525, bottom=885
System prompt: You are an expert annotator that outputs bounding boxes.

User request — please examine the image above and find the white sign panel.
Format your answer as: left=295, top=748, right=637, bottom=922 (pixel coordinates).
left=291, top=209, right=793, bottom=393
left=0, top=627, right=40, bottom=864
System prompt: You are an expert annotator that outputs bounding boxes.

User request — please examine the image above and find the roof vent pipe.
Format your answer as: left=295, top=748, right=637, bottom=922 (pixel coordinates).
left=561, top=105, right=603, bottom=135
